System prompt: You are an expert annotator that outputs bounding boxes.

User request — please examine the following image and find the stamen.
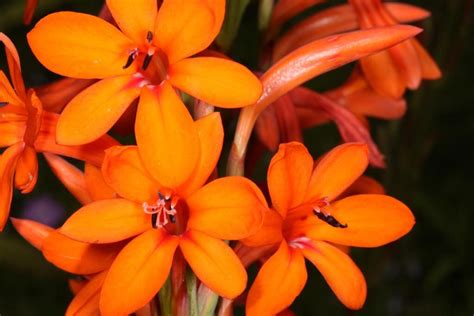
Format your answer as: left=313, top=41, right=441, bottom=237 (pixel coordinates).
left=312, top=198, right=348, bottom=229
left=142, top=47, right=156, bottom=70
left=143, top=191, right=179, bottom=229
left=123, top=48, right=139, bottom=69
left=0, top=101, right=8, bottom=107
left=289, top=236, right=312, bottom=249
left=146, top=31, right=153, bottom=43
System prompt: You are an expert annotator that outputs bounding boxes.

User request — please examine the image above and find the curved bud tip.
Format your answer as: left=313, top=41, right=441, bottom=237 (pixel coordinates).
left=10, top=217, right=53, bottom=250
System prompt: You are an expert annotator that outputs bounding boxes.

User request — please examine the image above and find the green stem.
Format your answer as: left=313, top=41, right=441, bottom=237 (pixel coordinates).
left=186, top=269, right=198, bottom=316
left=158, top=275, right=173, bottom=316
left=197, top=284, right=220, bottom=316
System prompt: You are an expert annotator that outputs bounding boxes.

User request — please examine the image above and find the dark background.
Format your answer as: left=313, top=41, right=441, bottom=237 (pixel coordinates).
left=1, top=0, right=473, bottom=315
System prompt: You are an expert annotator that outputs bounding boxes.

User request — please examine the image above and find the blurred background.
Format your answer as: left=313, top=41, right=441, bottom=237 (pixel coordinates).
left=0, top=0, right=473, bottom=315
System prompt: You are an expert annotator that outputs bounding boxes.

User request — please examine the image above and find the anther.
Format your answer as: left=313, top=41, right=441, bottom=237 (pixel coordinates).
left=312, top=198, right=347, bottom=229
left=146, top=31, right=153, bottom=43
left=313, top=209, right=348, bottom=228
left=142, top=48, right=155, bottom=70
left=123, top=49, right=139, bottom=69
left=151, top=213, right=158, bottom=229
left=0, top=101, right=8, bottom=107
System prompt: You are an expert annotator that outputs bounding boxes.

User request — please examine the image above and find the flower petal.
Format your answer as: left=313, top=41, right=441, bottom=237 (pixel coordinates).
left=305, top=143, right=369, bottom=202
left=412, top=39, right=442, bottom=80
left=27, top=12, right=136, bottom=79
left=360, top=50, right=405, bottom=99
left=66, top=271, right=106, bottom=316
left=10, top=217, right=53, bottom=250
left=180, top=230, right=247, bottom=298
left=268, top=142, right=313, bottom=218
left=102, top=146, right=159, bottom=202
left=306, top=194, right=415, bottom=247
left=100, top=230, right=178, bottom=316
left=57, top=75, right=141, bottom=145
left=187, top=176, right=266, bottom=240
left=136, top=83, right=199, bottom=189
left=84, top=163, right=117, bottom=201
left=60, top=199, right=148, bottom=243
left=0, top=70, right=23, bottom=107
left=241, top=208, right=284, bottom=247
left=154, top=0, right=225, bottom=63
left=106, top=0, right=157, bottom=45
left=44, top=153, right=93, bottom=205
left=0, top=143, right=24, bottom=231
left=180, top=112, right=223, bottom=197
left=246, top=241, right=307, bottom=316
left=42, top=230, right=122, bottom=275
left=169, top=57, right=262, bottom=108
left=302, top=240, right=366, bottom=310
left=0, top=33, right=26, bottom=100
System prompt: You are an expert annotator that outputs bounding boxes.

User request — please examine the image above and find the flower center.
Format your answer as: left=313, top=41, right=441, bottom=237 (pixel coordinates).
left=312, top=197, right=347, bottom=229
left=143, top=190, right=188, bottom=235
left=123, top=31, right=169, bottom=84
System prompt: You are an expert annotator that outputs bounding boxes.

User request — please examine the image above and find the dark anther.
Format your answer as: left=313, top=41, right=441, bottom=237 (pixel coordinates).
left=0, top=101, right=8, bottom=107
left=158, top=192, right=165, bottom=200
left=313, top=210, right=348, bottom=228
left=151, top=213, right=158, bottom=229
left=146, top=31, right=153, bottom=43
left=142, top=53, right=154, bottom=70
left=169, top=214, right=176, bottom=223
left=123, top=50, right=138, bottom=69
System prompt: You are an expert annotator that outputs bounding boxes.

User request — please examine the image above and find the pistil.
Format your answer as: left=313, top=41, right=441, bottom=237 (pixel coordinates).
left=143, top=192, right=179, bottom=229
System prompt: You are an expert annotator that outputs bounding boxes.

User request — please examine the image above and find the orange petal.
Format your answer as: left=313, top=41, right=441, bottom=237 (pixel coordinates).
left=246, top=241, right=307, bottom=316
left=27, top=12, right=136, bottom=79
left=241, top=208, right=284, bottom=247
left=10, top=217, right=53, bottom=250
left=305, top=143, right=368, bottom=202
left=100, top=230, right=178, bottom=316
left=35, top=78, right=96, bottom=113
left=180, top=230, right=247, bottom=298
left=84, top=163, right=117, bottom=201
left=180, top=112, right=223, bottom=197
left=44, top=153, right=92, bottom=205
left=342, top=175, right=385, bottom=196
left=302, top=240, right=366, bottom=309
left=266, top=0, right=325, bottom=41
left=360, top=50, right=405, bottom=99
left=66, top=271, right=106, bottom=316
left=106, top=0, right=157, bottom=45
left=35, top=112, right=119, bottom=167
left=136, top=83, right=199, bottom=189
left=42, top=230, right=123, bottom=275
left=13, top=145, right=38, bottom=194
left=268, top=142, right=313, bottom=218
left=344, top=88, right=407, bottom=120
left=388, top=40, right=422, bottom=90
left=306, top=194, right=415, bottom=247
left=0, top=70, right=23, bottom=107
left=57, top=75, right=141, bottom=145
left=102, top=146, right=159, bottom=203
left=154, top=0, right=225, bottom=63
left=60, top=199, right=148, bottom=243
left=0, top=143, right=24, bottom=231
left=0, top=33, right=26, bottom=100
left=255, top=105, right=280, bottom=151
left=187, top=176, right=266, bottom=240
left=412, top=39, right=442, bottom=80
left=169, top=57, right=262, bottom=108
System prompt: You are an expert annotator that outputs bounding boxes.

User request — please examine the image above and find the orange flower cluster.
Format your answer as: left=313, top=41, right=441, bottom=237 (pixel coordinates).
left=1, top=0, right=440, bottom=315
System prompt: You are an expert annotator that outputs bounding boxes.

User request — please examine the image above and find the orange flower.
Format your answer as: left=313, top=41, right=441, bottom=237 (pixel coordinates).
left=350, top=0, right=441, bottom=98
left=273, top=2, right=431, bottom=61
left=0, top=34, right=116, bottom=230
left=27, top=0, right=263, bottom=145
left=57, top=85, right=267, bottom=315
left=243, top=142, right=415, bottom=315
